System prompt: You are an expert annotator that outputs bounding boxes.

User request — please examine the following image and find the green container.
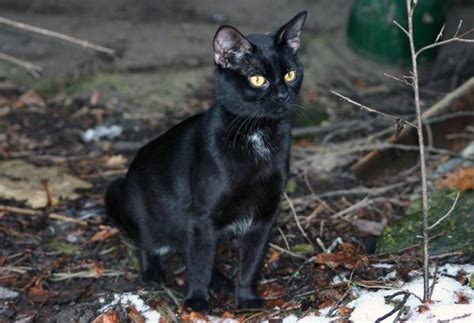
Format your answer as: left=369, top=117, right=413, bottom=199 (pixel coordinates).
left=348, top=0, right=447, bottom=65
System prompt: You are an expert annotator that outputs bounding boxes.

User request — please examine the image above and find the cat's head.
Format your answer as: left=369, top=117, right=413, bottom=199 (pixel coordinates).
left=213, top=11, right=307, bottom=119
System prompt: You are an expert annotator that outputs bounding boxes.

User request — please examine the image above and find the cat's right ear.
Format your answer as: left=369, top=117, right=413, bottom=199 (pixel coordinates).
left=213, top=26, right=253, bottom=69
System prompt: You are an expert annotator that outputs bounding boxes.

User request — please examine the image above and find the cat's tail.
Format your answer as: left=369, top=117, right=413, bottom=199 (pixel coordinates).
left=104, top=177, right=138, bottom=238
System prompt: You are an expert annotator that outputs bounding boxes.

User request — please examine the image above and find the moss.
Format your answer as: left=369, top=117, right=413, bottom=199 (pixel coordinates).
left=47, top=239, right=80, bottom=255
left=376, top=190, right=474, bottom=257
left=291, top=243, right=315, bottom=255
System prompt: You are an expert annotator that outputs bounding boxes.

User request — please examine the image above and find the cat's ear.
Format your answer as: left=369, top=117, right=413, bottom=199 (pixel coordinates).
left=275, top=11, right=307, bottom=53
left=213, top=25, right=253, bottom=68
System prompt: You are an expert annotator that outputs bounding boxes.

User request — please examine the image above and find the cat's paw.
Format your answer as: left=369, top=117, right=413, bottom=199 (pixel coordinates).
left=183, top=297, right=210, bottom=313
left=236, top=297, right=266, bottom=309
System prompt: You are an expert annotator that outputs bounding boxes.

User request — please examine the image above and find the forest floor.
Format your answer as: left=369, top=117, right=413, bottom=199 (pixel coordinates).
left=1, top=1, right=474, bottom=322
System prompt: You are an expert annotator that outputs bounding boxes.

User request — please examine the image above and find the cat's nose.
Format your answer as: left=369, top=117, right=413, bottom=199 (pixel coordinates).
left=274, top=89, right=289, bottom=102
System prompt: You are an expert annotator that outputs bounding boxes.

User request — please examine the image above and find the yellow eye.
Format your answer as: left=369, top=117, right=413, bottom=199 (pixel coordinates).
left=249, top=75, right=267, bottom=88
left=284, top=70, right=297, bottom=82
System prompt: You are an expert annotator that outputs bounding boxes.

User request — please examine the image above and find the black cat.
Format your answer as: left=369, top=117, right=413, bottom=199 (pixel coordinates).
left=105, top=11, right=307, bottom=312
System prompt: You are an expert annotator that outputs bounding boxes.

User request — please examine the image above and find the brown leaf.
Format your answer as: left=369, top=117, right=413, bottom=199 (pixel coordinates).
left=0, top=255, right=6, bottom=267
left=93, top=261, right=104, bottom=278
left=268, top=249, right=280, bottom=263
left=418, top=304, right=430, bottom=313
left=127, top=305, right=146, bottom=323
left=221, top=311, right=234, bottom=319
left=14, top=90, right=45, bottom=108
left=27, top=283, right=52, bottom=304
left=338, top=305, right=353, bottom=316
left=93, top=311, right=119, bottom=323
left=90, top=91, right=101, bottom=106
left=89, top=227, right=119, bottom=243
left=314, top=243, right=369, bottom=269
left=180, top=311, right=208, bottom=323
left=455, top=292, right=470, bottom=304
left=438, top=167, right=474, bottom=192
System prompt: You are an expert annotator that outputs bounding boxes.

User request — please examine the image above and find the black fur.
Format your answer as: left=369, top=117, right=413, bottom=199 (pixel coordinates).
left=105, top=11, right=307, bottom=312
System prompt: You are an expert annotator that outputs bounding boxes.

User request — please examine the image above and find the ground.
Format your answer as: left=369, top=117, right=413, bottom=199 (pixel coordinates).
left=0, top=1, right=473, bottom=322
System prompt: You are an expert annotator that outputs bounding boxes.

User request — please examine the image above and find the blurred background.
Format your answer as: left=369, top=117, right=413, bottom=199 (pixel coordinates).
left=0, top=0, right=473, bottom=321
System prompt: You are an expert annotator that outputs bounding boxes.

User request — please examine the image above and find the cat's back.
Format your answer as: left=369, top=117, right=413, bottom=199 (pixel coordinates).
left=127, top=112, right=204, bottom=177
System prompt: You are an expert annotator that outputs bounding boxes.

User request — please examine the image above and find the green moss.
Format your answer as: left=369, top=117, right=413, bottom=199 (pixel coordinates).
left=47, top=239, right=80, bottom=255
left=376, top=190, right=474, bottom=257
left=291, top=243, right=315, bottom=255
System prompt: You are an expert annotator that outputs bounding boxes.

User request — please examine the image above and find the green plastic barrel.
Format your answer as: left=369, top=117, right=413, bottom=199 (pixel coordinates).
left=348, top=0, right=447, bottom=65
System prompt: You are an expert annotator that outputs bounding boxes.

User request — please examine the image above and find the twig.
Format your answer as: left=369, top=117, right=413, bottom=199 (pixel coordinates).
left=428, top=191, right=461, bottom=230
left=326, top=287, right=352, bottom=318
left=0, top=16, right=116, bottom=57
left=330, top=197, right=371, bottom=219
left=330, top=90, right=418, bottom=129
left=405, top=0, right=430, bottom=301
left=0, top=51, right=42, bottom=78
left=428, top=263, right=439, bottom=299
left=375, top=291, right=410, bottom=322
left=269, top=243, right=307, bottom=260
left=283, top=193, right=313, bottom=246
left=1, top=204, right=88, bottom=226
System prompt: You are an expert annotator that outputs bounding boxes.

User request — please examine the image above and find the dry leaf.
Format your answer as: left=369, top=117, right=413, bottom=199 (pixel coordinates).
left=104, top=155, right=128, bottom=168
left=127, top=305, right=146, bottom=323
left=14, top=90, right=45, bottom=108
left=93, top=311, right=119, bottom=323
left=455, top=292, right=470, bottom=304
left=90, top=227, right=119, bottom=242
left=181, top=311, right=209, bottom=323
left=338, top=305, right=353, bottom=316
left=90, top=91, right=101, bottom=106
left=438, top=167, right=474, bottom=192
left=418, top=304, right=430, bottom=313
left=93, top=261, right=104, bottom=278
left=27, top=283, right=52, bottom=303
left=268, top=249, right=280, bottom=263
left=314, top=243, right=369, bottom=269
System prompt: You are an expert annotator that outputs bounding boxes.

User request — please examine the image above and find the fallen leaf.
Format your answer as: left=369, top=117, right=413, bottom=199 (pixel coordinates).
left=181, top=311, right=208, bottom=323
left=221, top=312, right=234, bottom=319
left=438, top=167, right=474, bottom=192
left=14, top=90, right=45, bottom=108
left=93, top=311, right=119, bottom=323
left=0, top=255, right=6, bottom=267
left=90, top=91, right=101, bottom=106
left=104, top=155, right=128, bottom=168
left=314, top=243, right=369, bottom=269
left=93, top=261, right=104, bottom=278
left=268, top=249, right=280, bottom=263
left=455, top=292, right=470, bottom=304
left=89, top=227, right=119, bottom=243
left=27, top=282, right=54, bottom=304
left=338, top=305, right=353, bottom=316
left=418, top=304, right=430, bottom=313
left=127, top=305, right=146, bottom=323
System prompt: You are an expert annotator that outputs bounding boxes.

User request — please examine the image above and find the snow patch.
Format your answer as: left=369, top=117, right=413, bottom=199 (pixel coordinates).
left=81, top=125, right=122, bottom=143
left=99, top=292, right=161, bottom=323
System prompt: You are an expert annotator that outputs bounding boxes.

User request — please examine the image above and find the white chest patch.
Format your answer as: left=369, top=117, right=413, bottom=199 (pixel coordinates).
left=225, top=217, right=253, bottom=235
left=248, top=131, right=271, bottom=159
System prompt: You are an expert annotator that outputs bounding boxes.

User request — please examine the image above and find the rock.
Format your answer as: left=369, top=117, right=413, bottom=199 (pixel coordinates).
left=376, top=190, right=474, bottom=258
left=0, top=160, right=92, bottom=209
left=0, top=287, right=19, bottom=300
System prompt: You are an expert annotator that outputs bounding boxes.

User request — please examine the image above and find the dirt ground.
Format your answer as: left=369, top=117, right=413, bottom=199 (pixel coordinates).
left=0, top=1, right=474, bottom=322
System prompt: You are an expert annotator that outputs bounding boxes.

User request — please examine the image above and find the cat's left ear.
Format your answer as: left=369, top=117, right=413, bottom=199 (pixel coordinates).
left=275, top=10, right=307, bottom=53
left=213, top=25, right=253, bottom=69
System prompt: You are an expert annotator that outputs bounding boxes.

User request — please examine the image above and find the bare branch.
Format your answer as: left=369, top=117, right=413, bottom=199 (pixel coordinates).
left=393, top=20, right=410, bottom=37
left=428, top=191, right=461, bottom=230
left=0, top=16, right=116, bottom=57
left=0, top=51, right=42, bottom=78
left=330, top=90, right=418, bottom=129
left=417, top=37, right=474, bottom=57
left=283, top=193, right=313, bottom=246
left=434, top=24, right=446, bottom=43
left=455, top=20, right=463, bottom=37
left=383, top=72, right=412, bottom=86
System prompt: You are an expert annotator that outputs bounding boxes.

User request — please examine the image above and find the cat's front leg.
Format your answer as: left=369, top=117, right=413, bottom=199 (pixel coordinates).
left=183, top=216, right=217, bottom=312
left=236, top=215, right=275, bottom=309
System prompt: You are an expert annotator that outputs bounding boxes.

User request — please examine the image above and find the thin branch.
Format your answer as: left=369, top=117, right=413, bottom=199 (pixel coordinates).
left=0, top=51, right=42, bottom=78
left=393, top=20, right=410, bottom=37
left=434, top=24, right=446, bottom=43
left=330, top=90, right=418, bottom=129
left=416, top=36, right=474, bottom=57
left=428, top=191, right=461, bottom=230
left=283, top=193, right=314, bottom=246
left=0, top=16, right=116, bottom=57
left=406, top=0, right=430, bottom=303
